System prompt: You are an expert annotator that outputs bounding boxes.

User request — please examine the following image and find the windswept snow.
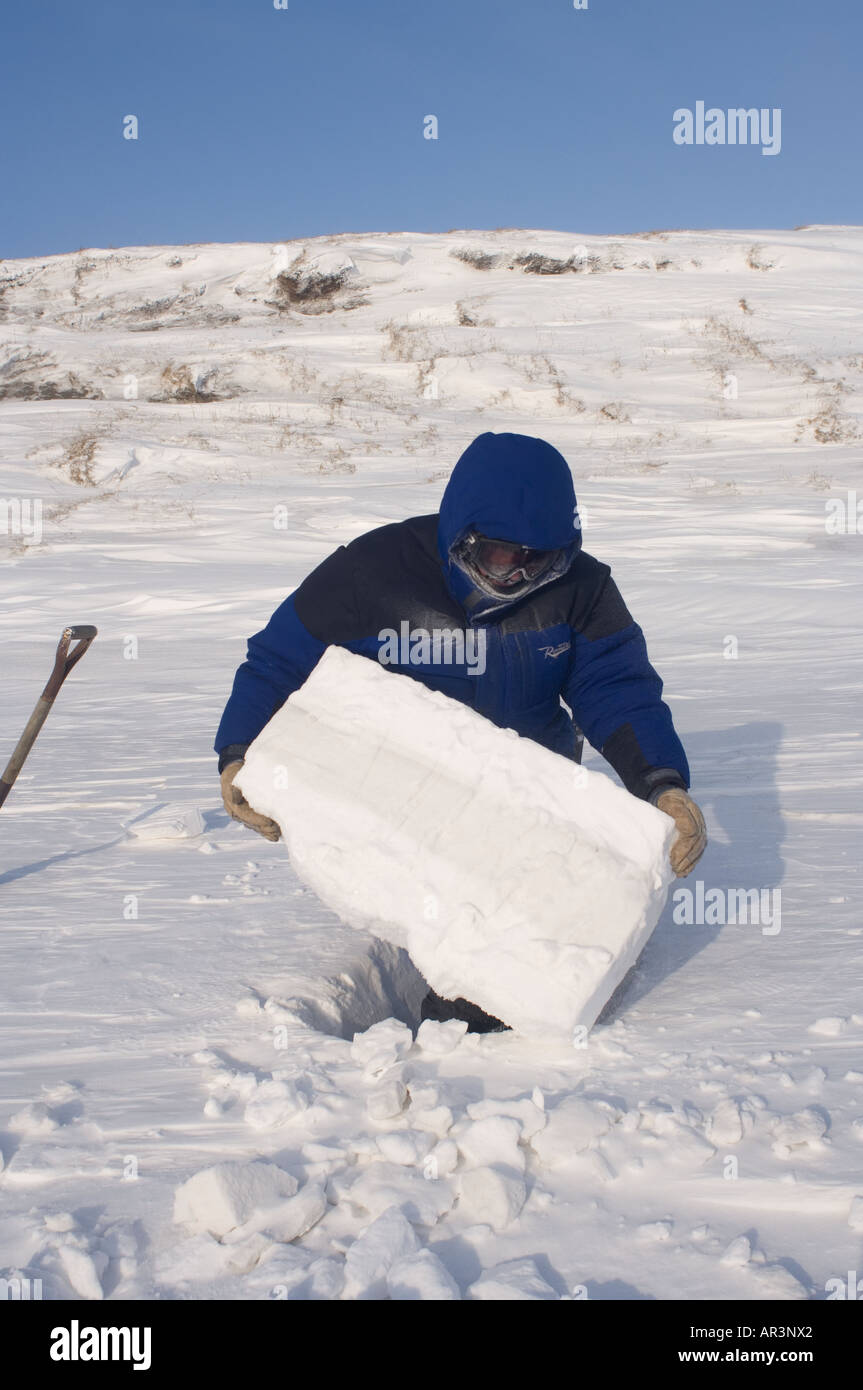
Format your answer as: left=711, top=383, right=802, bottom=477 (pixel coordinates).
left=1, top=226, right=862, bottom=1300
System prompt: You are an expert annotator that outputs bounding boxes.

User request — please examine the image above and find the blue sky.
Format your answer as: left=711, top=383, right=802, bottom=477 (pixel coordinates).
left=2, top=0, right=860, bottom=258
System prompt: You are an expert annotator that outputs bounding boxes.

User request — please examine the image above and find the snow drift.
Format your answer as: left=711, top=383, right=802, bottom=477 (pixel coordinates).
left=234, top=647, right=676, bottom=1037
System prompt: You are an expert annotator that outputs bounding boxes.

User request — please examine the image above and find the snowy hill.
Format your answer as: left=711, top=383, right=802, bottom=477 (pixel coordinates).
left=1, top=226, right=862, bottom=1301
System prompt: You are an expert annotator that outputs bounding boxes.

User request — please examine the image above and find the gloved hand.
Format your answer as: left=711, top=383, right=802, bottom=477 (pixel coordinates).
left=654, top=788, right=707, bottom=877
left=220, top=761, right=281, bottom=842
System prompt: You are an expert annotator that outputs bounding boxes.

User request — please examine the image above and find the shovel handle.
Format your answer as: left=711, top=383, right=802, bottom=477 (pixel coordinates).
left=0, top=625, right=98, bottom=809
left=42, top=625, right=98, bottom=700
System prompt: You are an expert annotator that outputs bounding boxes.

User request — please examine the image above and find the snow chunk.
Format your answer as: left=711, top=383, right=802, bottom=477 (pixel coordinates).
left=635, top=1220, right=673, bottom=1242
left=346, top=1163, right=456, bottom=1226
left=847, top=1196, right=863, bottom=1232
left=719, top=1235, right=809, bottom=1298
left=407, top=1081, right=454, bottom=1137
left=224, top=1182, right=328, bottom=1245
left=468, top=1256, right=558, bottom=1300
left=366, top=1077, right=408, bottom=1121
left=529, top=1096, right=616, bottom=1166
left=8, top=1102, right=59, bottom=1136
left=125, top=802, right=204, bottom=840
left=769, top=1108, right=828, bottom=1157
left=243, top=1078, right=309, bottom=1130
left=424, top=1139, right=459, bottom=1179
left=454, top=1115, right=525, bottom=1172
left=387, top=1248, right=461, bottom=1300
left=636, top=1105, right=716, bottom=1168
left=807, top=1016, right=847, bottom=1036
left=160, top=1231, right=272, bottom=1284
left=750, top=1263, right=809, bottom=1300
left=343, top=1207, right=420, bottom=1300
left=350, top=1019, right=413, bottom=1078
left=721, top=1235, right=752, bottom=1267
left=173, top=1161, right=298, bottom=1238
left=410, top=1103, right=454, bottom=1138
left=458, top=1166, right=526, bottom=1230
left=57, top=1244, right=107, bottom=1301
left=44, top=1212, right=78, bottom=1233
left=415, top=1019, right=469, bottom=1054
left=235, top=647, right=675, bottom=1038
left=467, top=1095, right=547, bottom=1140
left=376, top=1130, right=436, bottom=1166
left=707, top=1098, right=749, bottom=1146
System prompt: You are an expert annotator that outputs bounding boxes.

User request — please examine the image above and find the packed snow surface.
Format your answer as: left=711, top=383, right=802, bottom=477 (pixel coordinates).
left=236, top=646, right=675, bottom=1037
left=1, top=225, right=862, bottom=1300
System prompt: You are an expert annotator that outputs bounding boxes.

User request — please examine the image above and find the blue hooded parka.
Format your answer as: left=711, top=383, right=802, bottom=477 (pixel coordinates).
left=215, top=432, right=690, bottom=801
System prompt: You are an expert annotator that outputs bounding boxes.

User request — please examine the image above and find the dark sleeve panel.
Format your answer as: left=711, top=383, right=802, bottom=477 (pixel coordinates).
left=292, top=544, right=365, bottom=644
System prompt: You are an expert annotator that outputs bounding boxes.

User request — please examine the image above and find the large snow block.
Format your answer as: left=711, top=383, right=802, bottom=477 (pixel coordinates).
left=235, top=647, right=675, bottom=1038
left=173, top=1160, right=299, bottom=1237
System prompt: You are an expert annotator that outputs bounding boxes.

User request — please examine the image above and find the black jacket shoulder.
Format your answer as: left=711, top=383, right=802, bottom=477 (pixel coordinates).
left=292, top=515, right=449, bottom=643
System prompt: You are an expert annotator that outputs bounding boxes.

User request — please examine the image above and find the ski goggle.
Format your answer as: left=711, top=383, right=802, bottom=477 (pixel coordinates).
left=461, top=532, right=559, bottom=585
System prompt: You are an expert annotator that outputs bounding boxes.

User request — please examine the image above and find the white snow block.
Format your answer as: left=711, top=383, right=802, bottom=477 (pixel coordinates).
left=528, top=1096, right=617, bottom=1165
left=343, top=1207, right=421, bottom=1300
left=454, top=1115, right=526, bottom=1172
left=415, top=1019, right=469, bottom=1054
left=848, top=1196, right=863, bottom=1232
left=223, top=1182, right=329, bottom=1245
left=365, top=1077, right=408, bottom=1121
left=458, top=1166, right=526, bottom=1230
left=346, top=1163, right=456, bottom=1227
left=376, top=1130, right=436, bottom=1166
left=236, top=646, right=676, bottom=1038
left=57, top=1244, right=107, bottom=1301
left=468, top=1256, right=559, bottom=1300
left=387, top=1248, right=462, bottom=1300
left=125, top=802, right=204, bottom=840
left=173, top=1161, right=298, bottom=1238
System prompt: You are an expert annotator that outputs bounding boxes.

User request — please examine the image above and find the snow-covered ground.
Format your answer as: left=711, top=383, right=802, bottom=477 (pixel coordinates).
left=0, top=226, right=861, bottom=1300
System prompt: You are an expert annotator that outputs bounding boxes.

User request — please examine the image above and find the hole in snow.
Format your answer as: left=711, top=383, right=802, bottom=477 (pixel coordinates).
left=278, top=936, right=429, bottom=1040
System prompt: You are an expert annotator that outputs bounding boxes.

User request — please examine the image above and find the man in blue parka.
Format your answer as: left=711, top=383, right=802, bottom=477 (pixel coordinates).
left=216, top=432, right=706, bottom=1027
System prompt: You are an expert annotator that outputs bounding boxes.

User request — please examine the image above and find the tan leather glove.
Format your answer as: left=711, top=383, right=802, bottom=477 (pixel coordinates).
left=654, top=788, right=707, bottom=877
left=220, top=761, right=281, bottom=842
